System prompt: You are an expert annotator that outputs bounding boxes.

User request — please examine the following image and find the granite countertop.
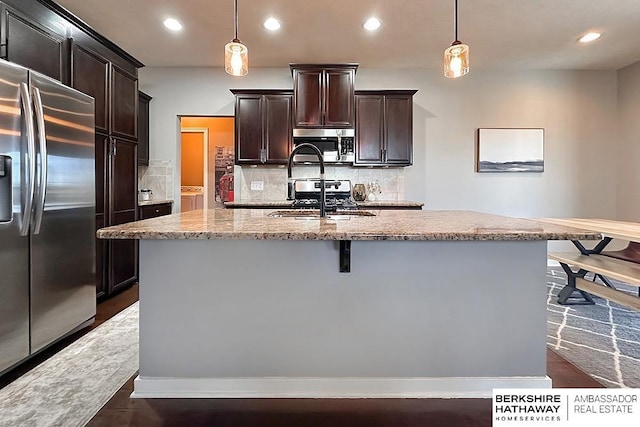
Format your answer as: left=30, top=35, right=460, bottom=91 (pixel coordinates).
left=224, top=200, right=424, bottom=208
left=225, top=200, right=294, bottom=208
left=356, top=200, right=424, bottom=208
left=97, top=209, right=601, bottom=242
left=138, top=199, right=174, bottom=207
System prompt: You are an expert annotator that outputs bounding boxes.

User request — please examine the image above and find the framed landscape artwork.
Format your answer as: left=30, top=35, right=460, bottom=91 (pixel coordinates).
left=476, top=128, right=544, bottom=172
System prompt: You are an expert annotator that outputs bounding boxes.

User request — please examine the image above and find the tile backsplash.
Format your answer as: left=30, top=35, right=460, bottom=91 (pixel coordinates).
left=138, top=160, right=174, bottom=201
left=236, top=165, right=405, bottom=201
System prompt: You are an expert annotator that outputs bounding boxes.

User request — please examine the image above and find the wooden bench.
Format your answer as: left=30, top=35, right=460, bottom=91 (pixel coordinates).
left=548, top=252, right=640, bottom=310
left=537, top=218, right=640, bottom=310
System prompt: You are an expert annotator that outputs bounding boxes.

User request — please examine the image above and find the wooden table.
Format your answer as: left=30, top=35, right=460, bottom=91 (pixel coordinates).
left=538, top=217, right=640, bottom=243
left=537, top=218, right=640, bottom=310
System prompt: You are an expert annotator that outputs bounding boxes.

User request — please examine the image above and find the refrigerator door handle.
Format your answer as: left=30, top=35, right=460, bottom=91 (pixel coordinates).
left=31, top=86, right=48, bottom=235
left=19, top=82, right=36, bottom=236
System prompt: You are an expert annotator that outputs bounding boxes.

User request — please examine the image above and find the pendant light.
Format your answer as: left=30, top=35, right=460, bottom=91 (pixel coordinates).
left=225, top=0, right=248, bottom=76
left=444, top=0, right=469, bottom=78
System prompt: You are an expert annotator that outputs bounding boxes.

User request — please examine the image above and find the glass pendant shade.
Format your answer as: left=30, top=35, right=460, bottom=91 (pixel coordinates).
left=225, top=39, right=248, bottom=76
left=444, top=41, right=469, bottom=78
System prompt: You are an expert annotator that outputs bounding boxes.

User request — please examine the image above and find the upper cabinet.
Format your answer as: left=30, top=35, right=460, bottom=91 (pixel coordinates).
left=71, top=41, right=138, bottom=140
left=0, top=3, right=68, bottom=81
left=138, top=91, right=152, bottom=166
left=110, top=64, right=138, bottom=140
left=70, top=43, right=109, bottom=131
left=232, top=89, right=293, bottom=165
left=290, top=64, right=357, bottom=128
left=355, top=90, right=417, bottom=166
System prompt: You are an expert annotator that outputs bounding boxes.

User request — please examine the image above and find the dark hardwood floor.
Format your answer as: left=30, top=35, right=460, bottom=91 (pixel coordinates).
left=2, top=284, right=604, bottom=426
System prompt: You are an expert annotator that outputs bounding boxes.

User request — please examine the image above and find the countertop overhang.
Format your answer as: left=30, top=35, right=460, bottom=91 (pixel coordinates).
left=96, top=209, right=601, bottom=242
left=138, top=198, right=174, bottom=207
left=223, top=200, right=425, bottom=209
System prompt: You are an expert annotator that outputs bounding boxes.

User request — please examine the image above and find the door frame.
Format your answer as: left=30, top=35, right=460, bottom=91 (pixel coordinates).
left=180, top=127, right=209, bottom=209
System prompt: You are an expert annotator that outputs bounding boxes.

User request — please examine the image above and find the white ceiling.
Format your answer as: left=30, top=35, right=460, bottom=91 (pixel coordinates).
left=55, top=0, right=640, bottom=70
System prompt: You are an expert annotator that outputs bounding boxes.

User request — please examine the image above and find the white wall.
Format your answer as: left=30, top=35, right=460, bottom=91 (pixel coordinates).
left=140, top=66, right=618, bottom=219
left=616, top=61, right=640, bottom=221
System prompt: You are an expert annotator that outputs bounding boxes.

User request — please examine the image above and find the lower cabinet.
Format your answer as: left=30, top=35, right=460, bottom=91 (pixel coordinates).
left=95, top=214, right=106, bottom=299
left=139, top=202, right=173, bottom=219
left=180, top=194, right=204, bottom=212
left=96, top=134, right=138, bottom=300
left=107, top=139, right=138, bottom=295
left=136, top=202, right=173, bottom=280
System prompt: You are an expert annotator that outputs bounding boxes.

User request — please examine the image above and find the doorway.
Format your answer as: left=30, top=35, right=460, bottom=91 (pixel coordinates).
left=179, top=116, right=235, bottom=210
left=180, top=128, right=208, bottom=212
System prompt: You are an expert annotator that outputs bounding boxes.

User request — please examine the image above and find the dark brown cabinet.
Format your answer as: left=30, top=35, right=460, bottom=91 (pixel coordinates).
left=107, top=138, right=138, bottom=294
left=71, top=43, right=109, bottom=132
left=138, top=91, right=152, bottom=166
left=94, top=134, right=108, bottom=298
left=290, top=64, right=357, bottom=128
left=355, top=90, right=416, bottom=166
left=94, top=133, right=138, bottom=297
left=0, top=3, right=68, bottom=82
left=71, top=41, right=139, bottom=137
left=70, top=42, right=140, bottom=299
left=232, top=90, right=292, bottom=165
left=139, top=202, right=172, bottom=220
left=111, top=65, right=138, bottom=140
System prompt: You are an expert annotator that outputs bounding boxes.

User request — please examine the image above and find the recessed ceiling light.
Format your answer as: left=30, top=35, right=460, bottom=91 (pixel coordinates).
left=579, top=32, right=601, bottom=43
left=263, top=17, right=281, bottom=31
left=363, top=17, right=381, bottom=31
left=163, top=17, right=183, bottom=32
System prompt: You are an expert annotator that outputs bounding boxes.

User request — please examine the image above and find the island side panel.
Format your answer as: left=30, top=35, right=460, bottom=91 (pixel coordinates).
left=137, top=239, right=548, bottom=396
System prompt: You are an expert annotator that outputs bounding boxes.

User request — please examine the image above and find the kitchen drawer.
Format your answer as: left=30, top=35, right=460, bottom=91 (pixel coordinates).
left=138, top=202, right=172, bottom=219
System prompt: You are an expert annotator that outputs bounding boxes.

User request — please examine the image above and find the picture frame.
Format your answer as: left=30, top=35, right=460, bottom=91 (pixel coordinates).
left=476, top=128, right=544, bottom=173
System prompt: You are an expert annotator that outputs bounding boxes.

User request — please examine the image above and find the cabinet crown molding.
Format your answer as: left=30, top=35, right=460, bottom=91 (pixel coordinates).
left=289, top=63, right=359, bottom=75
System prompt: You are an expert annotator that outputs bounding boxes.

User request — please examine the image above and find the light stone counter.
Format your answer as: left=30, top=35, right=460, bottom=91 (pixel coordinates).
left=356, top=200, right=423, bottom=209
left=137, top=198, right=174, bottom=207
left=107, top=209, right=601, bottom=400
left=224, top=200, right=425, bottom=210
left=97, top=208, right=599, bottom=241
left=224, top=200, right=294, bottom=209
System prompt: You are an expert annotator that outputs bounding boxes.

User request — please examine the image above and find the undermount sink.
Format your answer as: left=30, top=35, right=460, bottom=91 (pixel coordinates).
left=268, top=210, right=376, bottom=219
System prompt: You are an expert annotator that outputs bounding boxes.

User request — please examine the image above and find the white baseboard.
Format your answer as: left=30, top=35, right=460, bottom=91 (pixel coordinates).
left=131, top=375, right=552, bottom=399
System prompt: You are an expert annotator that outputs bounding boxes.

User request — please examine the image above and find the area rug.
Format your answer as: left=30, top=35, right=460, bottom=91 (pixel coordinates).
left=0, top=302, right=139, bottom=427
left=547, top=268, right=640, bottom=388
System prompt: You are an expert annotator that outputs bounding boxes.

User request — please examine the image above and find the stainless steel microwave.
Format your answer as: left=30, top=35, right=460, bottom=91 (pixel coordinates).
left=292, top=129, right=355, bottom=163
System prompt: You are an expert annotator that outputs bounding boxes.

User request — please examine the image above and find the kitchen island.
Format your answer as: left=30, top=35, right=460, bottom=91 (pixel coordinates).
left=97, top=209, right=599, bottom=398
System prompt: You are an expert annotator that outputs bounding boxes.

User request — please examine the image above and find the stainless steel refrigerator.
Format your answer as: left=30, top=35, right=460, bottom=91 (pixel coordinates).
left=0, top=59, right=96, bottom=374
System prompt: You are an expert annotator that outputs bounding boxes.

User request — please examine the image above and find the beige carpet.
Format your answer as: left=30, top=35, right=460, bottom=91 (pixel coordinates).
left=0, top=302, right=139, bottom=427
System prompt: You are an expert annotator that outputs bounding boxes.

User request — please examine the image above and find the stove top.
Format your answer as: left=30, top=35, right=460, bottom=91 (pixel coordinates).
left=290, top=179, right=358, bottom=210
left=291, top=197, right=358, bottom=211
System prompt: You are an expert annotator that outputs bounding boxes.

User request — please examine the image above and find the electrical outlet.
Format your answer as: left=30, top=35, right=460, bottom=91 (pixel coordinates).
left=250, top=181, right=264, bottom=191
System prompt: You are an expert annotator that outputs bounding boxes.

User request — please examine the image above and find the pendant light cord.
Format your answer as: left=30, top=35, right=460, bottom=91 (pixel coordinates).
left=234, top=0, right=238, bottom=40
left=454, top=0, right=458, bottom=41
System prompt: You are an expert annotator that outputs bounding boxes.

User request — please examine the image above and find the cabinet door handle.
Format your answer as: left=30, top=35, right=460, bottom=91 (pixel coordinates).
left=260, top=148, right=266, bottom=163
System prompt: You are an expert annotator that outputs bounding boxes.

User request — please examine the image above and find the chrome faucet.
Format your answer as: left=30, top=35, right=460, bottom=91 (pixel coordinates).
left=287, top=143, right=326, bottom=218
